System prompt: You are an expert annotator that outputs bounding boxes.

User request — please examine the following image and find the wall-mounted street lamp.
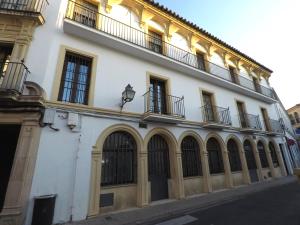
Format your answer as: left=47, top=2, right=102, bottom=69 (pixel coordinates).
left=120, top=84, right=135, bottom=109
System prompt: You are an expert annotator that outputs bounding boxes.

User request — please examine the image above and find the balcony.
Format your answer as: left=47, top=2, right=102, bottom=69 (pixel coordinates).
left=0, top=61, right=30, bottom=94
left=64, top=0, right=275, bottom=103
left=0, top=0, right=48, bottom=24
left=143, top=90, right=185, bottom=123
left=268, top=118, right=284, bottom=135
left=239, top=113, right=262, bottom=133
left=201, top=105, right=232, bottom=128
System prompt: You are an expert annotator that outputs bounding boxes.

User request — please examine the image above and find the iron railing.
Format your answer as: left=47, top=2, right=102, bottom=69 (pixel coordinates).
left=65, top=0, right=275, bottom=99
left=239, top=113, right=262, bottom=130
left=143, top=89, right=185, bottom=118
left=0, top=0, right=48, bottom=15
left=0, top=61, right=30, bottom=93
left=201, top=105, right=231, bottom=125
left=269, top=118, right=284, bottom=133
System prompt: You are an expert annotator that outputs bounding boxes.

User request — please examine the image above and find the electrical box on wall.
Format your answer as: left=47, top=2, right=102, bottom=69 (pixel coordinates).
left=67, top=112, right=79, bottom=129
left=43, top=109, right=56, bottom=125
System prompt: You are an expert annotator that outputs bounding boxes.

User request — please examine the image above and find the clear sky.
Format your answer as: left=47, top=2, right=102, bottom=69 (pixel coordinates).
left=155, top=0, right=300, bottom=109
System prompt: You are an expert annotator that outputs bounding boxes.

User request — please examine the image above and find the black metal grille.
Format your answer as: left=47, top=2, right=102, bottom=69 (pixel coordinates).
left=243, top=140, right=257, bottom=170
left=257, top=141, right=269, bottom=168
left=148, top=135, right=170, bottom=179
left=101, top=131, right=137, bottom=186
left=227, top=139, right=242, bottom=172
left=0, top=61, right=30, bottom=93
left=269, top=142, right=279, bottom=168
left=181, top=136, right=202, bottom=177
left=201, top=105, right=231, bottom=125
left=143, top=88, right=185, bottom=118
left=239, top=113, right=262, bottom=130
left=207, top=138, right=224, bottom=174
left=65, top=0, right=275, bottom=99
left=58, top=52, right=92, bottom=105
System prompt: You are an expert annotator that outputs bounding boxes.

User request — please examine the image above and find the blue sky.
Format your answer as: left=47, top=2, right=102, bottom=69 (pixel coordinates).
left=155, top=0, right=300, bottom=109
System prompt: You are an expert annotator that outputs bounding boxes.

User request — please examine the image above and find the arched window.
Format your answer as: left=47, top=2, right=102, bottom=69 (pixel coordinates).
left=101, top=131, right=137, bottom=186
left=207, top=138, right=224, bottom=174
left=227, top=139, right=242, bottom=172
left=269, top=142, right=279, bottom=167
left=243, top=140, right=257, bottom=170
left=181, top=136, right=202, bottom=177
left=257, top=141, right=269, bottom=168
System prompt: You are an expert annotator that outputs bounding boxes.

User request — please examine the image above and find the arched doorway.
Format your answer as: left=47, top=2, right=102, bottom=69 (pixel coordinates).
left=227, top=139, right=242, bottom=172
left=257, top=141, right=269, bottom=168
left=181, top=136, right=202, bottom=177
left=244, top=140, right=258, bottom=182
left=148, top=134, right=170, bottom=201
left=207, top=138, right=224, bottom=174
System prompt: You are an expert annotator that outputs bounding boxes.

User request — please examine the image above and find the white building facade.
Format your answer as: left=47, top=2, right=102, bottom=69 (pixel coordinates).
left=0, top=0, right=299, bottom=225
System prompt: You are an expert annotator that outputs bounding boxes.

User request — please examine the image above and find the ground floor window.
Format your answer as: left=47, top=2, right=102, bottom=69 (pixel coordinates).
left=257, top=141, right=269, bottom=168
left=227, top=139, right=242, bottom=172
left=101, top=131, right=137, bottom=186
left=269, top=142, right=279, bottom=167
left=181, top=136, right=202, bottom=177
left=207, top=138, right=224, bottom=174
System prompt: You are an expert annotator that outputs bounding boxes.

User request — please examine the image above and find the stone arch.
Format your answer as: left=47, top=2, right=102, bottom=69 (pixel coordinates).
left=144, top=128, right=184, bottom=200
left=205, top=132, right=226, bottom=152
left=88, top=124, right=143, bottom=216
left=178, top=130, right=204, bottom=152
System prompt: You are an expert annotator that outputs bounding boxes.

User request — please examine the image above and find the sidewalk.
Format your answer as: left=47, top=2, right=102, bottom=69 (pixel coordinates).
left=64, top=176, right=297, bottom=225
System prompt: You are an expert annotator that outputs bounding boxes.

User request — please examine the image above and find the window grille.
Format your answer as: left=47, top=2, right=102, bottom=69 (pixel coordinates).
left=207, top=138, right=224, bottom=174
left=257, top=141, right=269, bottom=168
left=227, top=139, right=242, bottom=172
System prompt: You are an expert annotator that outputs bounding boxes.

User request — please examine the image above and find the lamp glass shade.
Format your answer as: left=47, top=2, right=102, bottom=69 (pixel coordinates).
left=122, top=84, right=135, bottom=102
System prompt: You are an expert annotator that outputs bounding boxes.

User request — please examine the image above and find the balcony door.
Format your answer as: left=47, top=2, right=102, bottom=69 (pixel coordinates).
left=253, top=77, right=261, bottom=93
left=196, top=52, right=206, bottom=71
left=237, top=101, right=247, bottom=128
left=150, top=78, right=167, bottom=114
left=229, top=66, right=239, bottom=84
left=202, top=92, right=215, bottom=121
left=148, top=30, right=163, bottom=54
left=73, top=0, right=98, bottom=28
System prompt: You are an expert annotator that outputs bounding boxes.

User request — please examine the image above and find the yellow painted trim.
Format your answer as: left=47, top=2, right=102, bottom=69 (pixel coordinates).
left=51, top=45, right=98, bottom=107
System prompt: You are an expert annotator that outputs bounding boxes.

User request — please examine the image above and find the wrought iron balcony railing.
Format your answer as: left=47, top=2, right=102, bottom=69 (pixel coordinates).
left=269, top=118, right=284, bottom=133
left=143, top=89, right=185, bottom=118
left=239, top=113, right=262, bottom=130
left=65, top=0, right=274, bottom=99
left=0, top=61, right=30, bottom=94
left=201, top=105, right=231, bottom=125
left=0, top=0, right=48, bottom=18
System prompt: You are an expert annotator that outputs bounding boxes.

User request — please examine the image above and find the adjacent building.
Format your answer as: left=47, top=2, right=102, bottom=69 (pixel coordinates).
left=0, top=0, right=299, bottom=225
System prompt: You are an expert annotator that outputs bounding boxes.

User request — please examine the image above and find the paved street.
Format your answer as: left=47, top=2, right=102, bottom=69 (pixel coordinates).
left=147, top=181, right=300, bottom=225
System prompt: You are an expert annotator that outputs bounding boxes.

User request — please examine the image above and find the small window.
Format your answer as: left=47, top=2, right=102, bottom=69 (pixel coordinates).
left=58, top=52, right=92, bottom=105
left=181, top=136, right=202, bottom=177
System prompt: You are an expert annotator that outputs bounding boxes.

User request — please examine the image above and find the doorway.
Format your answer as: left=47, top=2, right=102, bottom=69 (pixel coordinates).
left=148, top=134, right=170, bottom=201
left=244, top=140, right=259, bottom=183
left=0, top=124, right=21, bottom=212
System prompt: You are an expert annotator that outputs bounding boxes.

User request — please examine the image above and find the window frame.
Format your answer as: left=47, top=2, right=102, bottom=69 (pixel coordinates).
left=58, top=51, right=93, bottom=105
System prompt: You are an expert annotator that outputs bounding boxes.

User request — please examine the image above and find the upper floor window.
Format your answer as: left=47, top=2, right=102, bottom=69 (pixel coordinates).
left=229, top=66, right=239, bottom=84
left=149, top=78, right=167, bottom=114
left=294, top=112, right=300, bottom=123
left=0, top=44, right=13, bottom=85
left=58, top=52, right=92, bottom=105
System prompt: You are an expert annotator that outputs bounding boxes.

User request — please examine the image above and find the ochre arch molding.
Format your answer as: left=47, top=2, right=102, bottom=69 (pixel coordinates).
left=204, top=132, right=226, bottom=152
left=88, top=124, right=143, bottom=217
left=178, top=130, right=204, bottom=152
left=144, top=127, right=178, bottom=153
